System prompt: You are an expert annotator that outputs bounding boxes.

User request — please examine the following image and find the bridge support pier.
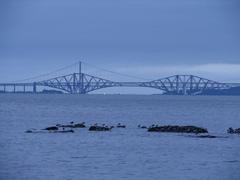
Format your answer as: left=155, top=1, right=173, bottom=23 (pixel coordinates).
left=33, top=82, right=37, bottom=93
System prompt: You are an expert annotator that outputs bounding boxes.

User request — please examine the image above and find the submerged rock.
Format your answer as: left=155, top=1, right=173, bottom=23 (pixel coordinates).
left=191, top=135, right=217, bottom=138
left=187, top=134, right=228, bottom=138
left=26, top=124, right=75, bottom=133
left=51, top=130, right=74, bottom=133
left=25, top=129, right=74, bottom=133
left=138, top=125, right=147, bottom=129
left=227, top=127, right=240, bottom=134
left=58, top=125, right=74, bottom=128
left=116, top=123, right=126, bottom=128
left=25, top=130, right=34, bottom=133
left=148, top=125, right=208, bottom=134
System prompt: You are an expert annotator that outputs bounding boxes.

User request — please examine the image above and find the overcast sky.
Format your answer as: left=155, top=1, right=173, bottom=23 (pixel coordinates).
left=0, top=0, right=240, bottom=93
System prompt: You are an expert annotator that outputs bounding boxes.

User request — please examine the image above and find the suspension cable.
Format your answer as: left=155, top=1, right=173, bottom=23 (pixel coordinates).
left=82, top=61, right=150, bottom=81
left=11, top=60, right=150, bottom=83
left=11, top=62, right=78, bottom=83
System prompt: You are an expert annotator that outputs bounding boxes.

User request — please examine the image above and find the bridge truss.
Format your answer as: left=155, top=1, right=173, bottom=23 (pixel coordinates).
left=139, top=75, right=230, bottom=95
left=38, top=73, right=121, bottom=94
left=0, top=74, right=235, bottom=95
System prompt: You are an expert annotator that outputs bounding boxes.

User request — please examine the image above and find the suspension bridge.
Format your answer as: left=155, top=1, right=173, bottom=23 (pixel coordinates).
left=0, top=62, right=239, bottom=95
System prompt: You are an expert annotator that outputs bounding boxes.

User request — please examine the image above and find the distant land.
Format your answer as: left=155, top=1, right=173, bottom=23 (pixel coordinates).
left=164, top=86, right=240, bottom=96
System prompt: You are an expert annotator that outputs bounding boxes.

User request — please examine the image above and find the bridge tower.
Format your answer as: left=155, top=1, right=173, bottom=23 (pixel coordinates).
left=67, top=61, right=86, bottom=94
left=72, top=61, right=84, bottom=94
left=79, top=61, right=84, bottom=94
left=33, top=82, right=37, bottom=93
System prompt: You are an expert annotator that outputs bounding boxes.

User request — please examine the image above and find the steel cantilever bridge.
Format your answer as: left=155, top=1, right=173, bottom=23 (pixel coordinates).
left=0, top=62, right=239, bottom=95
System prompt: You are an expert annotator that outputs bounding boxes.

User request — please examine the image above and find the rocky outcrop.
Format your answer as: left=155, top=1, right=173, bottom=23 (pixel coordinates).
left=148, top=125, right=208, bottom=134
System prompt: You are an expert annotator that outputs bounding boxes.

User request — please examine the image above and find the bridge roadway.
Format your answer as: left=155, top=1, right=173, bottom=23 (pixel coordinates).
left=1, top=82, right=240, bottom=87
left=0, top=82, right=145, bottom=92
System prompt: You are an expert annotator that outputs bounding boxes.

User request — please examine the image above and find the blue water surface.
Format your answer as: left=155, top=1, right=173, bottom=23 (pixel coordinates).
left=0, top=94, right=240, bottom=180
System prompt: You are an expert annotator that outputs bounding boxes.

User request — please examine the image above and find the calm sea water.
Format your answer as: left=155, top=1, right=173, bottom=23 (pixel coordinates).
left=0, top=94, right=240, bottom=180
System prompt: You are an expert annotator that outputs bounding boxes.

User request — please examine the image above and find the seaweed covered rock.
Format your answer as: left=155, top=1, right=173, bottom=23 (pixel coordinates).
left=56, top=124, right=74, bottom=128
left=44, top=126, right=59, bottom=131
left=73, top=122, right=86, bottom=128
left=227, top=127, right=240, bottom=134
left=89, top=125, right=112, bottom=131
left=148, top=125, right=208, bottom=134
left=56, top=122, right=86, bottom=128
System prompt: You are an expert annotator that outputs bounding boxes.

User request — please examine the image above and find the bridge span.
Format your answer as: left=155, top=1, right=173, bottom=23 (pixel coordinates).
left=0, top=73, right=239, bottom=95
left=1, top=62, right=240, bottom=95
